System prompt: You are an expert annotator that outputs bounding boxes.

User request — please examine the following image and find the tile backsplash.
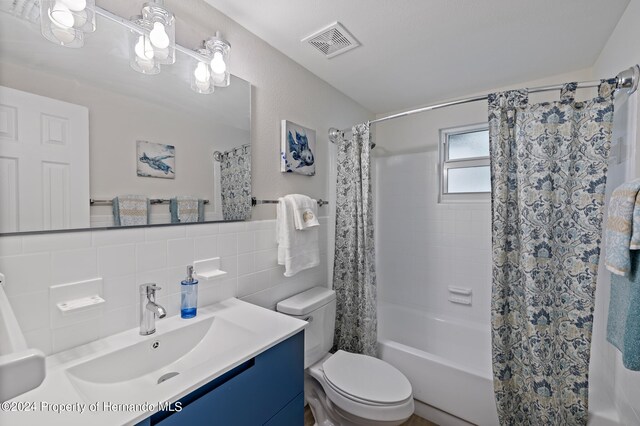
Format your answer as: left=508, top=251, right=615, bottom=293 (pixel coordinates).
left=0, top=219, right=329, bottom=355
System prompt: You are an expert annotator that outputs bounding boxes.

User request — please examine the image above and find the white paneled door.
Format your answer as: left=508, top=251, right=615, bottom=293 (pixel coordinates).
left=0, top=86, right=89, bottom=232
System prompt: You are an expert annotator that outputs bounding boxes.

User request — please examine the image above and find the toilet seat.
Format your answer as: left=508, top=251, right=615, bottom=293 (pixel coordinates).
left=323, top=375, right=413, bottom=407
left=322, top=350, right=413, bottom=405
left=308, top=351, right=415, bottom=424
left=277, top=288, right=414, bottom=425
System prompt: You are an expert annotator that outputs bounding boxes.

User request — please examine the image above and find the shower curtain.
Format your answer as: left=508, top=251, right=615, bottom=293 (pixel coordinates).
left=489, top=81, right=616, bottom=425
left=220, top=145, right=251, bottom=220
left=333, top=123, right=377, bottom=356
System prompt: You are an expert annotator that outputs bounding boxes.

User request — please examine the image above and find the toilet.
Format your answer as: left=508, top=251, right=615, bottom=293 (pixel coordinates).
left=277, top=287, right=414, bottom=426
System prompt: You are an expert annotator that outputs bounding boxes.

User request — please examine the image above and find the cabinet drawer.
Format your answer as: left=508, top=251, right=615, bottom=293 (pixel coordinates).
left=145, top=331, right=304, bottom=426
left=264, top=392, right=304, bottom=426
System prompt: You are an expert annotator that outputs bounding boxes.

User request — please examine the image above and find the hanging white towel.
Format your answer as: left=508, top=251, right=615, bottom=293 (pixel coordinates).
left=277, top=196, right=320, bottom=277
left=285, top=194, right=320, bottom=230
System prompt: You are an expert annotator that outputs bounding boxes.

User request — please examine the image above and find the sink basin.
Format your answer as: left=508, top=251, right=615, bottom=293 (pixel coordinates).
left=0, top=276, right=45, bottom=402
left=66, top=315, right=257, bottom=403
left=0, top=298, right=308, bottom=426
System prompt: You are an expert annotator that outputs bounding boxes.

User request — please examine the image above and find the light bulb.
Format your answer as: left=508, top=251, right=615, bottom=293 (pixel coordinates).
left=49, top=1, right=74, bottom=29
left=135, top=35, right=154, bottom=60
left=51, top=26, right=76, bottom=43
left=60, top=0, right=86, bottom=12
left=195, top=78, right=211, bottom=92
left=210, top=51, right=226, bottom=75
left=149, top=22, right=169, bottom=49
left=72, top=8, right=87, bottom=28
left=154, top=47, right=169, bottom=61
left=136, top=56, right=156, bottom=72
left=194, top=62, right=211, bottom=83
left=212, top=72, right=226, bottom=85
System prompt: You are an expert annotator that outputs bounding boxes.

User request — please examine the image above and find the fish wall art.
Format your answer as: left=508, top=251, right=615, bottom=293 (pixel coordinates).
left=281, top=120, right=316, bottom=176
left=136, top=140, right=176, bottom=179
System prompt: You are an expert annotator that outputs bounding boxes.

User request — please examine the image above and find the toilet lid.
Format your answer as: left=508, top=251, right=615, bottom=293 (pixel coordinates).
left=322, top=350, right=412, bottom=405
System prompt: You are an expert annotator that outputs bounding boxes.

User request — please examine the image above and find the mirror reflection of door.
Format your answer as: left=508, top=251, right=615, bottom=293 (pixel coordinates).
left=0, top=9, right=251, bottom=233
left=0, top=86, right=90, bottom=233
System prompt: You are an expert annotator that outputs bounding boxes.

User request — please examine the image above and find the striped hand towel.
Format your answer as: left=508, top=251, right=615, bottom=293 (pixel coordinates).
left=112, top=195, right=150, bottom=226
left=170, top=196, right=204, bottom=223
left=605, top=179, right=640, bottom=276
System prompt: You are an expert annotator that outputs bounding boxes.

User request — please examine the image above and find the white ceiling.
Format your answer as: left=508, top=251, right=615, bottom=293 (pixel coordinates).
left=204, top=0, right=630, bottom=113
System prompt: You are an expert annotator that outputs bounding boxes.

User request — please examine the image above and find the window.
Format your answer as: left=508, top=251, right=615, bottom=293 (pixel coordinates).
left=439, top=123, right=490, bottom=202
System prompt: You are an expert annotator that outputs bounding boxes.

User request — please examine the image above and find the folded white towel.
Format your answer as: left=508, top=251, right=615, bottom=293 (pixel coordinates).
left=285, top=194, right=320, bottom=230
left=276, top=196, right=320, bottom=277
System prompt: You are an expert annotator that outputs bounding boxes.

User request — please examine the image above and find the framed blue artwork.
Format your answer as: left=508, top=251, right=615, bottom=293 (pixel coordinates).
left=280, top=120, right=316, bottom=176
left=137, top=140, right=175, bottom=179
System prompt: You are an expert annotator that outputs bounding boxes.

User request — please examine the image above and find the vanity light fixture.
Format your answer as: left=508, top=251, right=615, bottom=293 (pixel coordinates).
left=129, top=15, right=160, bottom=75
left=140, top=0, right=175, bottom=65
left=205, top=31, right=231, bottom=87
left=40, top=0, right=96, bottom=48
left=34, top=3, right=231, bottom=90
left=191, top=49, right=215, bottom=94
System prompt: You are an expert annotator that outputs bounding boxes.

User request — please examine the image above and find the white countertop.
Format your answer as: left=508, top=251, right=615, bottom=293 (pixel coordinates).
left=0, top=298, right=307, bottom=426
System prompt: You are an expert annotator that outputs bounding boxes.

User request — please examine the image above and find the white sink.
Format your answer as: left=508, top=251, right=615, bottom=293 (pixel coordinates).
left=0, top=274, right=45, bottom=402
left=1, top=298, right=307, bottom=426
left=66, top=315, right=257, bottom=403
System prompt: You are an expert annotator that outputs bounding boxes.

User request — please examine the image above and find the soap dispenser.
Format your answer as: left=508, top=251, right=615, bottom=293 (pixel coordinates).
left=181, top=265, right=198, bottom=319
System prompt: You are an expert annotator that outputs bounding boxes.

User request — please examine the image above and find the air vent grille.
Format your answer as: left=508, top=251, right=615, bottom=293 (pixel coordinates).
left=302, top=22, right=360, bottom=59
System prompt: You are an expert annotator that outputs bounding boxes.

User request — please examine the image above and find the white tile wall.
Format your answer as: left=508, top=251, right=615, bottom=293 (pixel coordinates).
left=375, top=151, right=492, bottom=324
left=0, top=219, right=329, bottom=356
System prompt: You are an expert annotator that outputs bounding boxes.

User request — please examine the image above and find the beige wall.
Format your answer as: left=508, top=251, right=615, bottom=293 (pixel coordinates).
left=96, top=0, right=373, bottom=221
left=0, top=60, right=249, bottom=225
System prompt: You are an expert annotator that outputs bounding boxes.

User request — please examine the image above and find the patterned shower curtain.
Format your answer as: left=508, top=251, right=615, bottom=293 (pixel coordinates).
left=489, top=81, right=616, bottom=425
left=333, top=123, right=377, bottom=356
left=220, top=145, right=251, bottom=220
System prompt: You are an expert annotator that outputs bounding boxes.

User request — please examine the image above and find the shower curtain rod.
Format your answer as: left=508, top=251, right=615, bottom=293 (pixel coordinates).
left=328, top=65, right=640, bottom=141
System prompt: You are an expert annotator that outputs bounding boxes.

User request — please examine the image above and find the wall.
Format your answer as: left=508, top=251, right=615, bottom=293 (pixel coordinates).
left=374, top=68, right=593, bottom=325
left=0, top=60, right=248, bottom=225
left=0, top=0, right=371, bottom=354
left=0, top=218, right=328, bottom=355
left=95, top=0, right=374, bottom=221
left=592, top=0, right=640, bottom=423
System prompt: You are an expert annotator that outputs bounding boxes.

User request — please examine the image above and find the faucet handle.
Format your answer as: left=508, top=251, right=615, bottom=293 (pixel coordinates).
left=140, top=283, right=162, bottom=295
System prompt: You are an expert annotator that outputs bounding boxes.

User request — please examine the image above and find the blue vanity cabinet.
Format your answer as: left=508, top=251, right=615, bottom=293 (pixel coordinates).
left=136, top=331, right=304, bottom=426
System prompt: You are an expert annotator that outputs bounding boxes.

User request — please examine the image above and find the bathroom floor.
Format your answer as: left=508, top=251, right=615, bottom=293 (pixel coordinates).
left=303, top=406, right=438, bottom=426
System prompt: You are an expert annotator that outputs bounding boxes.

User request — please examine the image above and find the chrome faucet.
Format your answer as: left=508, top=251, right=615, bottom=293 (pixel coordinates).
left=139, top=283, right=167, bottom=335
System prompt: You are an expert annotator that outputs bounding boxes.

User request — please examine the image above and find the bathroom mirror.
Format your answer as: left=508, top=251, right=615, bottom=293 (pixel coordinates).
left=0, top=9, right=251, bottom=234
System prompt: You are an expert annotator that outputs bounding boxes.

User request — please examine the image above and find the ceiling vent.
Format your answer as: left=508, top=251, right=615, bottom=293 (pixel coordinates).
left=302, top=22, right=360, bottom=59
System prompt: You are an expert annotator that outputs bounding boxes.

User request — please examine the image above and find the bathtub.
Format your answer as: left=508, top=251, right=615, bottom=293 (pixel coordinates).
left=378, top=302, right=498, bottom=425
left=377, top=302, right=621, bottom=426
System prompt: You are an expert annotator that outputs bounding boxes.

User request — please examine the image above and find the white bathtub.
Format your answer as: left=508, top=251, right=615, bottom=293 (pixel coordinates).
left=378, top=302, right=498, bottom=425
left=377, top=302, right=621, bottom=426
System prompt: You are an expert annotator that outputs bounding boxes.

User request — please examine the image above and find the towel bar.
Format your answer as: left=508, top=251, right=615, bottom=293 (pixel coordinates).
left=90, top=198, right=210, bottom=205
left=251, top=197, right=329, bottom=207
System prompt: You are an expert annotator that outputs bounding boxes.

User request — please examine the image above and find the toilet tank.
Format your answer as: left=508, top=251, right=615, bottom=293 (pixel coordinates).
left=277, top=287, right=336, bottom=368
